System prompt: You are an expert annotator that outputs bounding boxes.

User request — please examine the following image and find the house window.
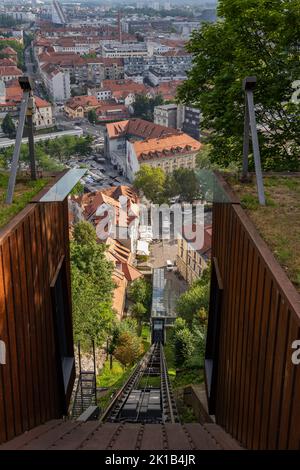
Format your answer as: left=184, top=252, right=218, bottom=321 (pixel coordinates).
left=205, top=257, right=223, bottom=415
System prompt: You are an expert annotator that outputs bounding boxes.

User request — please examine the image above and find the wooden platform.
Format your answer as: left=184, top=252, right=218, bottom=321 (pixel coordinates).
left=0, top=420, right=243, bottom=450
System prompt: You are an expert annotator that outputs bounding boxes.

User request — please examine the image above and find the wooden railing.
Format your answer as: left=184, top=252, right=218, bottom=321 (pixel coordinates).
left=206, top=173, right=300, bottom=449
left=0, top=192, right=74, bottom=444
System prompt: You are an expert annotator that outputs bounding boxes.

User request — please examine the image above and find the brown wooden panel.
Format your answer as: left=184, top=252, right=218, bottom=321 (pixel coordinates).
left=267, top=303, right=291, bottom=449
left=23, top=211, right=41, bottom=426
left=0, top=198, right=74, bottom=444
left=237, top=239, right=254, bottom=442
left=211, top=178, right=300, bottom=450
left=9, top=231, right=29, bottom=433
left=0, top=247, right=14, bottom=442
left=277, top=315, right=299, bottom=449
left=240, top=249, right=259, bottom=444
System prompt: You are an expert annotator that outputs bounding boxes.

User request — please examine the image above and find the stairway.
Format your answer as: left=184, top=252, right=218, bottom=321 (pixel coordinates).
left=71, top=341, right=97, bottom=419
left=72, top=371, right=97, bottom=419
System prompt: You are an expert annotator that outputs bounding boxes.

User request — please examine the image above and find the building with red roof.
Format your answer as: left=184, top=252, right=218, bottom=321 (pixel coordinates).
left=0, top=65, right=22, bottom=83
left=126, top=133, right=201, bottom=181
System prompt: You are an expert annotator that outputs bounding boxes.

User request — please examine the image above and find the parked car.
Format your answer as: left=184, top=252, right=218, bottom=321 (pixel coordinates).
left=166, top=260, right=175, bottom=271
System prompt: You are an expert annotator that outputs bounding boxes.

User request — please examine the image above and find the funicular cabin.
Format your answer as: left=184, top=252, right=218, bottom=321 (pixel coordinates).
left=150, top=267, right=179, bottom=345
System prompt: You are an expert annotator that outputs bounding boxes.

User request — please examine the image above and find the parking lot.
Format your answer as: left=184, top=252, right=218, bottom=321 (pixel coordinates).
left=66, top=146, right=131, bottom=191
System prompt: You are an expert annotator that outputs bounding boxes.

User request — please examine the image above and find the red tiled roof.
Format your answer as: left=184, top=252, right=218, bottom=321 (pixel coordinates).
left=0, top=66, right=22, bottom=77
left=106, top=118, right=181, bottom=140
left=65, top=95, right=100, bottom=110
left=0, top=46, right=18, bottom=56
left=35, top=96, right=51, bottom=108
left=101, top=79, right=146, bottom=95
left=133, top=133, right=201, bottom=161
left=40, top=63, right=61, bottom=78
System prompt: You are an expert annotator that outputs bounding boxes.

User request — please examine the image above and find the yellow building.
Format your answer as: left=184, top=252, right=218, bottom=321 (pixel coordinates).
left=177, top=224, right=212, bottom=285
left=127, top=133, right=201, bottom=181
left=64, top=95, right=100, bottom=119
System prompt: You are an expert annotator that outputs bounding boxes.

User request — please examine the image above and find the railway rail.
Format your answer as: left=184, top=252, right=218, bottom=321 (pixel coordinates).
left=100, top=342, right=179, bottom=424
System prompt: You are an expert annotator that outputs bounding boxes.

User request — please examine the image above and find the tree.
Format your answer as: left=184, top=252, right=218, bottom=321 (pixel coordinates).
left=88, top=109, right=97, bottom=124
left=177, top=0, right=300, bottom=171
left=1, top=114, right=16, bottom=138
left=71, top=221, right=115, bottom=350
left=127, top=277, right=152, bottom=309
left=133, top=94, right=164, bottom=121
left=114, top=331, right=144, bottom=368
left=172, top=168, right=201, bottom=203
left=74, top=135, right=93, bottom=156
left=172, top=318, right=195, bottom=367
left=131, top=302, right=147, bottom=336
left=72, top=266, right=115, bottom=350
left=133, top=164, right=166, bottom=204
left=176, top=267, right=210, bottom=326
left=107, top=318, right=139, bottom=369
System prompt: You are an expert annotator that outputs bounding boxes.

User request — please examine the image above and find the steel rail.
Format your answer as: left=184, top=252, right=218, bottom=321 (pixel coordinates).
left=100, top=344, right=155, bottom=422
left=160, top=343, right=178, bottom=424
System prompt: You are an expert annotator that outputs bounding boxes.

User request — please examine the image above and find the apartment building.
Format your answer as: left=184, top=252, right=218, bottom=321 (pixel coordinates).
left=33, top=97, right=54, bottom=129
left=148, top=67, right=187, bottom=86
left=64, top=95, right=100, bottom=119
left=102, top=42, right=149, bottom=59
left=0, top=65, right=22, bottom=83
left=126, top=133, right=201, bottom=181
left=40, top=63, right=70, bottom=102
left=182, top=106, right=201, bottom=140
left=104, top=118, right=181, bottom=176
left=0, top=80, right=53, bottom=129
left=89, top=79, right=148, bottom=107
left=154, top=103, right=201, bottom=140
left=71, top=185, right=140, bottom=253
left=154, top=104, right=178, bottom=128
left=37, top=52, right=124, bottom=87
left=177, top=224, right=212, bottom=285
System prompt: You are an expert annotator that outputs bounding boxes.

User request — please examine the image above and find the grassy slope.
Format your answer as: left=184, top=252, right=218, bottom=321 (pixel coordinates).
left=228, top=175, right=300, bottom=292
left=164, top=328, right=204, bottom=423
left=0, top=173, right=48, bottom=228
left=97, top=324, right=151, bottom=411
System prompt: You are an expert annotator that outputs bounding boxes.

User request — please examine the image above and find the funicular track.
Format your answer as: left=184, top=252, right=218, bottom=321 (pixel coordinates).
left=100, top=342, right=179, bottom=424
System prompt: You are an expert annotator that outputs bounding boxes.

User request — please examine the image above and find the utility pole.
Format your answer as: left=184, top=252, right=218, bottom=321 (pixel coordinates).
left=6, top=77, right=37, bottom=205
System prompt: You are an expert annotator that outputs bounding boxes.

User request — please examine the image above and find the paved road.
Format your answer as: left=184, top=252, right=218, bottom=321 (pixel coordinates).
left=0, top=128, right=83, bottom=149
left=150, top=239, right=179, bottom=269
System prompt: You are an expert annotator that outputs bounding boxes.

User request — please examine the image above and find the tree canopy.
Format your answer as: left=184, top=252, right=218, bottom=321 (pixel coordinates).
left=114, top=331, right=144, bottom=367
left=1, top=114, right=16, bottom=138
left=133, top=164, right=166, bottom=204
left=177, top=0, right=300, bottom=171
left=0, top=135, right=93, bottom=171
left=71, top=221, right=115, bottom=350
left=133, top=164, right=201, bottom=204
left=176, top=267, right=210, bottom=326
left=88, top=109, right=97, bottom=124
left=133, top=94, right=164, bottom=121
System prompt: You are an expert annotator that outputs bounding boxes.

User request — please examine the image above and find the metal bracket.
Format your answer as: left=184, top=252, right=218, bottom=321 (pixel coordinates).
left=242, top=76, right=266, bottom=206
left=6, top=76, right=37, bottom=205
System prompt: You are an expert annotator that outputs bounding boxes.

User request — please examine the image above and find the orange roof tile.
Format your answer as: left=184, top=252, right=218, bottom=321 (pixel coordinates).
left=133, top=133, right=201, bottom=161
left=106, top=118, right=181, bottom=140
